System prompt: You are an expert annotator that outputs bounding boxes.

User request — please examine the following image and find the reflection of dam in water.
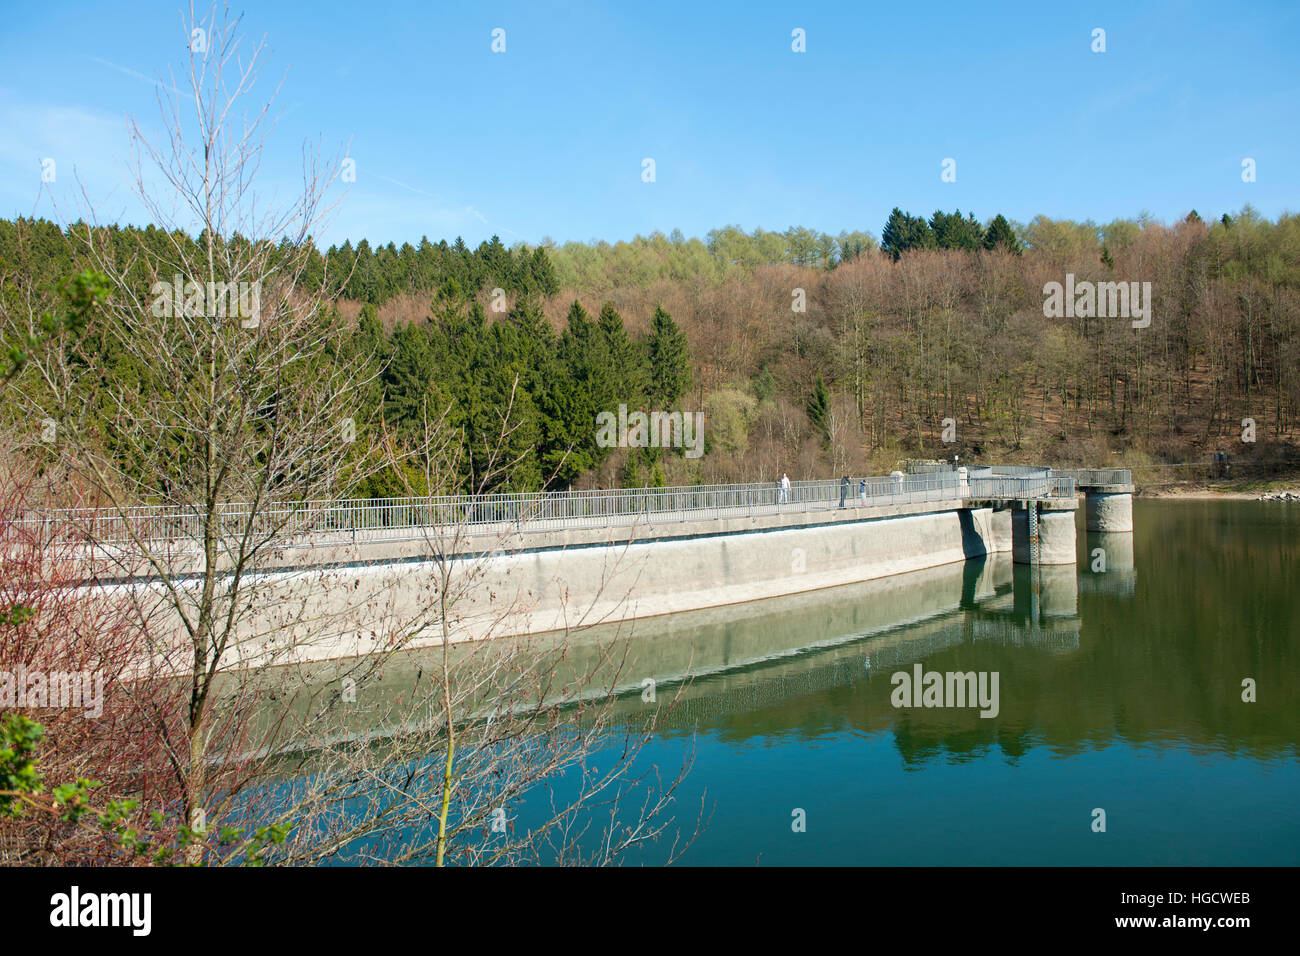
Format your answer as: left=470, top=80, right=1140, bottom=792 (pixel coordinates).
left=628, top=553, right=1086, bottom=730
left=261, top=517, right=1146, bottom=752
left=631, top=521, right=1147, bottom=734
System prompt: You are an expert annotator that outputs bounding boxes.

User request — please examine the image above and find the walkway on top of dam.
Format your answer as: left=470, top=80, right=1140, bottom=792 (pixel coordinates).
left=28, top=467, right=1119, bottom=565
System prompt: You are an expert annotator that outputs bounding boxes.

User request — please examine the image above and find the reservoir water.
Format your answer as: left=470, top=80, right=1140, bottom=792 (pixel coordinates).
left=569, top=498, right=1300, bottom=865
left=269, top=499, right=1299, bottom=865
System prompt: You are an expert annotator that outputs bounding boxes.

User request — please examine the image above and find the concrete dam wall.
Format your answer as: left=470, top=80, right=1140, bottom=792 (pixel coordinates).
left=493, top=504, right=1010, bottom=634
left=97, top=475, right=1099, bottom=672
left=148, top=501, right=1041, bottom=670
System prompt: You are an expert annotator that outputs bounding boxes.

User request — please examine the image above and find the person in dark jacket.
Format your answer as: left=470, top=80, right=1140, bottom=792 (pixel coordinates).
left=839, top=475, right=850, bottom=508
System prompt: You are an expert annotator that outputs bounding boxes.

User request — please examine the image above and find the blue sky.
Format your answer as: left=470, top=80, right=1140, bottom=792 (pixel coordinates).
left=1, top=1, right=1296, bottom=248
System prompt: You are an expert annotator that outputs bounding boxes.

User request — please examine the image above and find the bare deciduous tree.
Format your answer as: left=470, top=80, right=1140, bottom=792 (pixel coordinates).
left=1, top=2, right=699, bottom=866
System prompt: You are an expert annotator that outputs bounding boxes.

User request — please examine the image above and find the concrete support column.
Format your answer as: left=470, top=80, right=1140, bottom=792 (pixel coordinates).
left=1038, top=510, right=1077, bottom=564
left=1084, top=488, right=1134, bottom=532
left=1011, top=505, right=1033, bottom=565
left=990, top=506, right=1013, bottom=554
left=1013, top=503, right=1078, bottom=565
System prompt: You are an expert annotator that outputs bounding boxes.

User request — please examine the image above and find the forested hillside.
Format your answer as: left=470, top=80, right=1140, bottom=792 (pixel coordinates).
left=2, top=206, right=1297, bottom=496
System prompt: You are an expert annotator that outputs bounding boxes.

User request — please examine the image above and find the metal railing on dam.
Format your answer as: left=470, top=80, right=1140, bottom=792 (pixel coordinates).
left=910, top=461, right=1131, bottom=488
left=20, top=470, right=1075, bottom=549
left=1049, top=468, right=1132, bottom=487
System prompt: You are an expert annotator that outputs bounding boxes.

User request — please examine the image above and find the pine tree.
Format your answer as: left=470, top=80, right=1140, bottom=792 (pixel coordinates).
left=555, top=300, right=607, bottom=476
left=882, top=208, right=935, bottom=260
left=644, top=305, right=692, bottom=408
left=598, top=302, right=647, bottom=403
left=807, top=376, right=830, bottom=437
left=881, top=208, right=910, bottom=261
left=528, top=246, right=559, bottom=296
left=382, top=322, right=439, bottom=440
left=929, top=210, right=984, bottom=251
left=982, top=214, right=1022, bottom=254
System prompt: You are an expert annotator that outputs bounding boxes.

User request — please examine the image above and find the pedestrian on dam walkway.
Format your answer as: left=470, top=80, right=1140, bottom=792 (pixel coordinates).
left=779, top=473, right=790, bottom=504
left=859, top=477, right=867, bottom=505
left=840, top=475, right=850, bottom=508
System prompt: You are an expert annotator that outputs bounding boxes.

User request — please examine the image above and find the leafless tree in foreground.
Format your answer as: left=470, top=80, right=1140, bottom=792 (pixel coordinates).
left=246, top=392, right=702, bottom=867
left=1, top=1, right=700, bottom=865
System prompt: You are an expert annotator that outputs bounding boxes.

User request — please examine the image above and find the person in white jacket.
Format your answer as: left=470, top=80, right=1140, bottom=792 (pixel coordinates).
left=778, top=473, right=790, bottom=504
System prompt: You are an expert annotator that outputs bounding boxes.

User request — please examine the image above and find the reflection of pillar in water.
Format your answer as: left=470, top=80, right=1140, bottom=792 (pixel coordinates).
left=1012, top=562, right=1079, bottom=621
left=990, top=549, right=1013, bottom=591
left=1080, top=531, right=1137, bottom=597
left=1037, top=563, right=1079, bottom=617
left=1031, top=563, right=1040, bottom=621
left=1012, top=563, right=1035, bottom=622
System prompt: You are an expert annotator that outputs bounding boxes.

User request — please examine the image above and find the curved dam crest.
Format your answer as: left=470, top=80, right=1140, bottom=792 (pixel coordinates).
left=140, top=500, right=1088, bottom=670
left=70, top=471, right=1130, bottom=673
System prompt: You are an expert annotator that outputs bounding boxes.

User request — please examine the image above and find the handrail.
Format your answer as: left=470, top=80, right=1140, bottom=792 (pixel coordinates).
left=15, top=468, right=1077, bottom=547
left=1049, top=468, right=1131, bottom=486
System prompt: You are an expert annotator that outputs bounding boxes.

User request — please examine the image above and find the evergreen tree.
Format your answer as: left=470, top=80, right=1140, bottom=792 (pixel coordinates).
left=553, top=301, right=607, bottom=479
left=881, top=208, right=934, bottom=260
left=929, top=210, right=984, bottom=251
left=806, top=376, right=830, bottom=437
left=382, top=321, right=439, bottom=440
left=348, top=303, right=387, bottom=417
left=351, top=238, right=376, bottom=302
left=527, top=246, right=559, bottom=296
left=982, top=214, right=1022, bottom=254
left=477, top=235, right=513, bottom=290
left=598, top=302, right=647, bottom=404
left=881, top=208, right=909, bottom=261
left=644, top=305, right=692, bottom=408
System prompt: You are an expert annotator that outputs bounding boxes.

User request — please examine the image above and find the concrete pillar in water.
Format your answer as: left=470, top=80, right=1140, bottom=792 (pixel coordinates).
left=990, top=506, right=1013, bottom=554
left=1012, top=500, right=1078, bottom=565
left=1084, top=486, right=1134, bottom=532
